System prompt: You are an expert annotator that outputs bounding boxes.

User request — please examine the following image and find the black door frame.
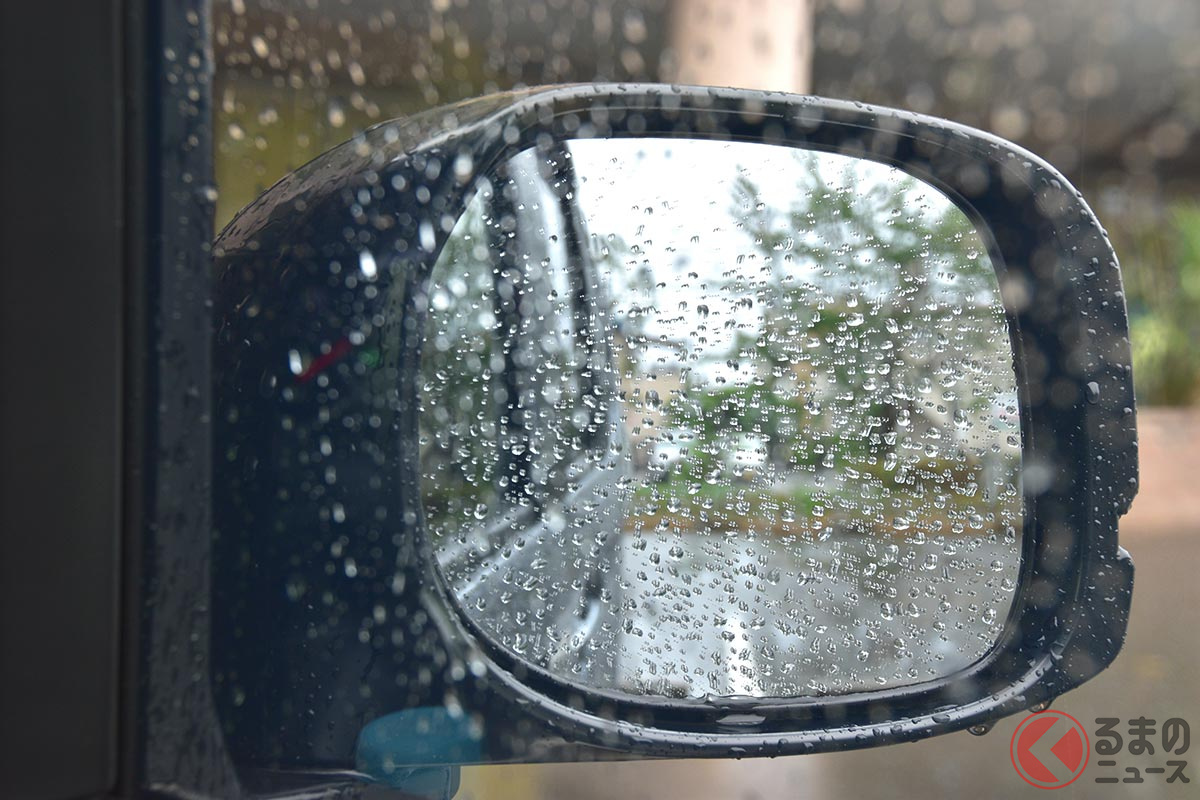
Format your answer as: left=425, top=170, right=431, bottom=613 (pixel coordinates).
left=0, top=1, right=225, bottom=797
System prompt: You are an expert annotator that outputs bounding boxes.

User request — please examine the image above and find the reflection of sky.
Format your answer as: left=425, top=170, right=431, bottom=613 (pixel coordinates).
left=564, top=138, right=983, bottom=383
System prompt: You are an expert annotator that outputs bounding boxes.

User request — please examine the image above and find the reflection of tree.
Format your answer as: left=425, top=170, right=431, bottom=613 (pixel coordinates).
left=729, top=161, right=999, bottom=468
left=654, top=154, right=1015, bottom=528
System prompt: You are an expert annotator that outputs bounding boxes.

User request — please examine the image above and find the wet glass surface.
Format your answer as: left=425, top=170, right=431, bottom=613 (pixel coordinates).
left=421, top=138, right=1022, bottom=698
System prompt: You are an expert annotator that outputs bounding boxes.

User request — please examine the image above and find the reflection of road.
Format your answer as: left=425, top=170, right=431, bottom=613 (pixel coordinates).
left=597, top=530, right=1015, bottom=697
left=450, top=518, right=1017, bottom=698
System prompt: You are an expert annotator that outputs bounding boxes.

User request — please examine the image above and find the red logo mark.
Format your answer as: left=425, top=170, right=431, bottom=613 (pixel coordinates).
left=1010, top=710, right=1090, bottom=788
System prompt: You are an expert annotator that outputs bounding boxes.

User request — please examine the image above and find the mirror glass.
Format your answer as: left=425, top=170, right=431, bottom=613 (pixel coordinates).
left=419, top=137, right=1021, bottom=699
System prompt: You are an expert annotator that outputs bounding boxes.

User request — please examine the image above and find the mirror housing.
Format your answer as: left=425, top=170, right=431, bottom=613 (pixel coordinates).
left=211, top=84, right=1136, bottom=781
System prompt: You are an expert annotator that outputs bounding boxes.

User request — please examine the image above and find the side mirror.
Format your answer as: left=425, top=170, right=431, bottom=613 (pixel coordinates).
left=211, top=84, right=1136, bottom=793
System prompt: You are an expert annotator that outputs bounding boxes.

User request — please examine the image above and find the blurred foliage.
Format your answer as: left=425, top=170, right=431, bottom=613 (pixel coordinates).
left=214, top=82, right=425, bottom=229
left=631, top=155, right=1018, bottom=537
left=1122, top=203, right=1200, bottom=405
left=628, top=476, right=821, bottom=535
left=660, top=158, right=1002, bottom=473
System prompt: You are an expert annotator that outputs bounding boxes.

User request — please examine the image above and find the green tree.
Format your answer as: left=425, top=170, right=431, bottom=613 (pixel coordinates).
left=1125, top=203, right=1200, bottom=405
left=696, top=156, right=1003, bottom=474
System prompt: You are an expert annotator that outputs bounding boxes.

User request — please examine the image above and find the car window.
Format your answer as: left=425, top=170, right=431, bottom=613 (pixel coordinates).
left=208, top=1, right=1196, bottom=798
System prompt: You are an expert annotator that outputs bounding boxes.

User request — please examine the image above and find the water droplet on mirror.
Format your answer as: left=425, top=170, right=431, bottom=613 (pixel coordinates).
left=359, top=249, right=377, bottom=279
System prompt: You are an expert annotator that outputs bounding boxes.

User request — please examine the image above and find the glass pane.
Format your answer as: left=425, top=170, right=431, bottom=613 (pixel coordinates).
left=422, top=137, right=1022, bottom=699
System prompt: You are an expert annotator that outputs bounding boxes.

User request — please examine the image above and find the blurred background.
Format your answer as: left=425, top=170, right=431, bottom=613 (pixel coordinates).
left=212, top=1, right=1200, bottom=796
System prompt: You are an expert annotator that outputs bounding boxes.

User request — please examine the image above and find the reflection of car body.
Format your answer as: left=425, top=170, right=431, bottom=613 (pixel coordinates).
left=425, top=142, right=632, bottom=687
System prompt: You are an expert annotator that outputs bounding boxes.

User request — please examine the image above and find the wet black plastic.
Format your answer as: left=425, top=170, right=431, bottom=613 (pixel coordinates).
left=211, top=84, right=1137, bottom=775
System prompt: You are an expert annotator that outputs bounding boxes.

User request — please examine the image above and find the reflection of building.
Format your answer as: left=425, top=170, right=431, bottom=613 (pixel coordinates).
left=612, top=326, right=686, bottom=473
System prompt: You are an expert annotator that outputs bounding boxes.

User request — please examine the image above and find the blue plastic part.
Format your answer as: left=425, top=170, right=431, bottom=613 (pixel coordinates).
left=356, top=706, right=481, bottom=795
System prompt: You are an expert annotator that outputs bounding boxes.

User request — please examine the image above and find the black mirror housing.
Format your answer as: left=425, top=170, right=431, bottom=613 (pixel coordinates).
left=210, top=84, right=1136, bottom=785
